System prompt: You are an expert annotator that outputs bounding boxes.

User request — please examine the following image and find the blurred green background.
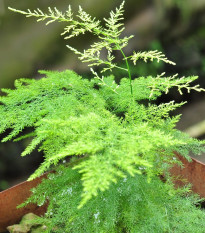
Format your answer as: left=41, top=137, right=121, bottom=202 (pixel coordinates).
left=0, top=0, right=205, bottom=190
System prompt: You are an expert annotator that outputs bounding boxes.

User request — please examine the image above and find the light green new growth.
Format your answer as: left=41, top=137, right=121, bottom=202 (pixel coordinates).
left=9, top=1, right=205, bottom=97
left=5, top=1, right=205, bottom=212
left=130, top=50, right=176, bottom=65
left=8, top=2, right=130, bottom=73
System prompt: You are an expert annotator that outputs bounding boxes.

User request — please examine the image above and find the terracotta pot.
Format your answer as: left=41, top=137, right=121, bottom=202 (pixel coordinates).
left=0, top=174, right=48, bottom=232
left=170, top=153, right=205, bottom=197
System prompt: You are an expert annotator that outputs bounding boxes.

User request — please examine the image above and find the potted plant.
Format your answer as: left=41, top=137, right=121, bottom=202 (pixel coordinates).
left=1, top=1, right=205, bottom=232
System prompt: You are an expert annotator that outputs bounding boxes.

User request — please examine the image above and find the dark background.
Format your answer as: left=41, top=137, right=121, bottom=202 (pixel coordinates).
left=0, top=0, right=205, bottom=190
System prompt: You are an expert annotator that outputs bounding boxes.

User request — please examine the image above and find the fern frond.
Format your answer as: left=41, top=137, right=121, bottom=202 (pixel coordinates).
left=147, top=101, right=185, bottom=119
left=21, top=136, right=45, bottom=157
left=13, top=132, right=36, bottom=142
left=130, top=50, right=176, bottom=65
left=103, top=1, right=125, bottom=38
left=148, top=73, right=205, bottom=97
left=9, top=2, right=132, bottom=73
left=8, top=6, right=72, bottom=25
left=73, top=122, right=190, bottom=206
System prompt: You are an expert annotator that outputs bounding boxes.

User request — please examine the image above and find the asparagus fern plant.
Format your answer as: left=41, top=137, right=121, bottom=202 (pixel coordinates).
left=4, top=1, right=205, bottom=232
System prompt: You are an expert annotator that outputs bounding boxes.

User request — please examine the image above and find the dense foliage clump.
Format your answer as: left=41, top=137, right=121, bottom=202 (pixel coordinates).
left=3, top=1, right=205, bottom=232
left=1, top=69, right=204, bottom=207
left=21, top=166, right=205, bottom=233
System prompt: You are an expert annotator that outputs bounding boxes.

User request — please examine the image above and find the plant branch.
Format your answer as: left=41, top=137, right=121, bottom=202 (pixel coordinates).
left=117, top=44, right=133, bottom=96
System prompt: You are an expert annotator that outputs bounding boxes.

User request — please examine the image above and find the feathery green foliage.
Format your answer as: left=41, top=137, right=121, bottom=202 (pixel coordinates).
left=20, top=166, right=205, bottom=233
left=4, top=1, right=205, bottom=232
left=1, top=68, right=204, bottom=206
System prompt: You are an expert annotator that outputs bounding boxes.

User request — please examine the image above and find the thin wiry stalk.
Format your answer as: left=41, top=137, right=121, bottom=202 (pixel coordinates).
left=117, top=44, right=133, bottom=96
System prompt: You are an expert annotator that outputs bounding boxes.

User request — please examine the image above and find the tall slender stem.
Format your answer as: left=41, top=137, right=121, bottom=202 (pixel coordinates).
left=117, top=45, right=133, bottom=96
